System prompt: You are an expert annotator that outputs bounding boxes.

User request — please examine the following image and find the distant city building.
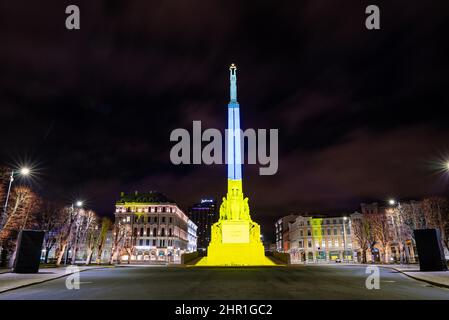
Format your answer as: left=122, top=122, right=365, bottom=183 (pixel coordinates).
left=188, top=199, right=218, bottom=251
left=114, top=191, right=194, bottom=263
left=288, top=215, right=355, bottom=263
left=187, top=219, right=198, bottom=252
left=275, top=215, right=298, bottom=252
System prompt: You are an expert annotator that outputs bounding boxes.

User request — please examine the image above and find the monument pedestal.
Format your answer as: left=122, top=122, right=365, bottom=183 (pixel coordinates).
left=200, top=220, right=273, bottom=266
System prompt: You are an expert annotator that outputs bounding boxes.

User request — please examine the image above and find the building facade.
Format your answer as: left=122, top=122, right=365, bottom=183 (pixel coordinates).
left=288, top=215, right=355, bottom=263
left=187, top=219, right=198, bottom=252
left=275, top=215, right=298, bottom=252
left=188, top=199, right=218, bottom=251
left=114, top=191, right=195, bottom=263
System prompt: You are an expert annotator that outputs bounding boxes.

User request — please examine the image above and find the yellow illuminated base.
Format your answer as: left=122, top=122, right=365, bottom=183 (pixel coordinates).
left=195, top=179, right=276, bottom=266
left=196, top=220, right=275, bottom=266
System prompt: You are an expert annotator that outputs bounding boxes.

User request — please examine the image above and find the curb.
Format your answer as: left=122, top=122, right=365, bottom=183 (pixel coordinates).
left=0, top=266, right=106, bottom=295
left=378, top=266, right=449, bottom=290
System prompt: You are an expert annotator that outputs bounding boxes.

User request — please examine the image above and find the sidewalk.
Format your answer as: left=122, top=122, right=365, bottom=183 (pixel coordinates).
left=378, top=264, right=449, bottom=289
left=304, top=262, right=449, bottom=289
left=0, top=266, right=106, bottom=294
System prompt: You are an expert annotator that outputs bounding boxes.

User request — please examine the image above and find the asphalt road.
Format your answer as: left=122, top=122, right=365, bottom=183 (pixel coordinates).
left=0, top=265, right=448, bottom=299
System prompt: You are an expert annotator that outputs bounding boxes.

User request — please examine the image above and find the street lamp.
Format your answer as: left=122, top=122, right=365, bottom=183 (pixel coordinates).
left=64, top=200, right=84, bottom=265
left=0, top=167, right=31, bottom=229
left=388, top=198, right=407, bottom=264
left=343, top=217, right=348, bottom=263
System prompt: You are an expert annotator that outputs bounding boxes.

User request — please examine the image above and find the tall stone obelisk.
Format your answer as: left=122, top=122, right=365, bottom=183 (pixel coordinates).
left=198, top=64, right=272, bottom=266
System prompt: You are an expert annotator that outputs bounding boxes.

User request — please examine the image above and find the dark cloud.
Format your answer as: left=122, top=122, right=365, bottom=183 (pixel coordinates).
left=0, top=0, right=448, bottom=241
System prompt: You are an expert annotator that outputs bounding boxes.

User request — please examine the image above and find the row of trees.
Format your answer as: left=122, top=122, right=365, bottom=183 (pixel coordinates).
left=352, top=197, right=449, bottom=264
left=0, top=166, right=114, bottom=267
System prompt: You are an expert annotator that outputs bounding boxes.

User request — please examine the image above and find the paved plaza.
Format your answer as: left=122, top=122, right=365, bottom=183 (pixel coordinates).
left=0, top=265, right=448, bottom=300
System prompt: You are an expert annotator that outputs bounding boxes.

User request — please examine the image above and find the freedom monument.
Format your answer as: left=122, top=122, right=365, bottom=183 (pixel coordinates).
left=196, top=64, right=275, bottom=266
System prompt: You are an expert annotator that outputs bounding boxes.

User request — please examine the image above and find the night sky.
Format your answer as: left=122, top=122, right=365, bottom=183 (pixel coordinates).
left=1, top=1, right=448, bottom=240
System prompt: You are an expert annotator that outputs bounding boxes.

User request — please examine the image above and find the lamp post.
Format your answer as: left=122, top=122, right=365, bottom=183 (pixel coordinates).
left=343, top=217, right=348, bottom=263
left=389, top=199, right=406, bottom=264
left=64, top=201, right=83, bottom=265
left=0, top=167, right=30, bottom=230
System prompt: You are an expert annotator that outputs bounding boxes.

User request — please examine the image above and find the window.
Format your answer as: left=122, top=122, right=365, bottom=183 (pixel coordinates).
left=333, top=229, right=337, bottom=235
left=333, top=219, right=337, bottom=224
left=154, top=217, right=158, bottom=223
left=152, top=239, right=156, bottom=246
left=162, top=217, right=166, bottom=223
left=139, top=239, right=143, bottom=246
left=308, top=241, right=312, bottom=248
left=147, top=228, right=150, bottom=236
left=161, top=228, right=165, bottom=236
left=146, top=239, right=150, bottom=246
left=126, top=216, right=130, bottom=222
left=153, top=228, right=157, bottom=236
left=327, top=229, right=331, bottom=235
left=133, top=228, right=137, bottom=236
left=169, top=217, right=173, bottom=223
left=140, top=228, right=144, bottom=236
left=300, top=230, right=303, bottom=237
left=299, top=241, right=303, bottom=248
left=169, top=228, right=172, bottom=236
left=307, top=229, right=311, bottom=236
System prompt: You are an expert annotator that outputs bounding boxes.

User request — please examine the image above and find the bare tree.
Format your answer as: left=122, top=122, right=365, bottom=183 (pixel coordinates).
left=352, top=214, right=371, bottom=263
left=55, top=206, right=79, bottom=266
left=70, top=209, right=97, bottom=264
left=0, top=186, right=41, bottom=267
left=35, top=201, right=66, bottom=263
left=367, top=212, right=393, bottom=263
left=109, top=219, right=128, bottom=264
left=84, top=216, right=100, bottom=265
left=422, top=196, right=449, bottom=252
left=94, top=217, right=111, bottom=264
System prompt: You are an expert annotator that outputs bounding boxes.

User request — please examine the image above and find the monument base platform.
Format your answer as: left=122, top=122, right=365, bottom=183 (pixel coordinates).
left=194, top=220, right=276, bottom=266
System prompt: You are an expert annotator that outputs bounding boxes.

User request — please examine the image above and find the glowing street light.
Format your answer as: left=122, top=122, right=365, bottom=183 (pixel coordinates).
left=0, top=167, right=32, bottom=229
left=20, top=167, right=30, bottom=176
left=75, top=201, right=84, bottom=207
left=388, top=199, right=396, bottom=206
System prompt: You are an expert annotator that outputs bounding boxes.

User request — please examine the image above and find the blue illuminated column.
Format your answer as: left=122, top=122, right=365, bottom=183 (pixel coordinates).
left=227, top=64, right=242, bottom=181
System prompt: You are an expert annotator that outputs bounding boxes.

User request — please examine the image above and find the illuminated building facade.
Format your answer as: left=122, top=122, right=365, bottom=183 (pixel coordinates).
left=187, top=219, right=198, bottom=252
left=288, top=215, right=354, bottom=263
left=275, top=214, right=298, bottom=252
left=188, top=199, right=218, bottom=251
left=114, top=191, right=196, bottom=263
